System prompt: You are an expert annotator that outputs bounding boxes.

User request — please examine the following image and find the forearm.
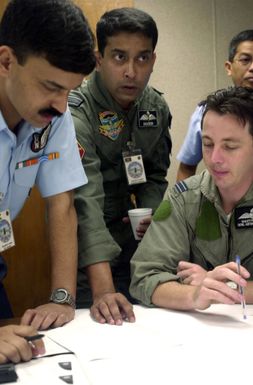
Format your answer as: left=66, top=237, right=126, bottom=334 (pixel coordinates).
left=176, top=163, right=197, bottom=181
left=86, top=262, right=115, bottom=299
left=47, top=192, right=77, bottom=298
left=151, top=281, right=197, bottom=310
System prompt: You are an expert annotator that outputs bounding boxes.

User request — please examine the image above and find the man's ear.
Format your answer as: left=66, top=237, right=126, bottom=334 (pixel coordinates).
left=0, top=46, right=15, bottom=76
left=225, top=61, right=232, bottom=77
left=95, top=50, right=103, bottom=71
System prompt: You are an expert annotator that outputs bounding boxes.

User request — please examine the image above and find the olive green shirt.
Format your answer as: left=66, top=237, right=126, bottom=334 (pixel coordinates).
left=130, top=170, right=253, bottom=306
left=69, top=71, right=172, bottom=269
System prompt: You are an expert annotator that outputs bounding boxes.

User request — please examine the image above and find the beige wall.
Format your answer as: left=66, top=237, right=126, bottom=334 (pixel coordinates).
left=135, top=0, right=253, bottom=184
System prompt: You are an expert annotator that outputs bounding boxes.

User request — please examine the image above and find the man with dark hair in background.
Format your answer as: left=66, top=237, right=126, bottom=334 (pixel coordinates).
left=0, top=0, right=95, bottom=363
left=69, top=8, right=172, bottom=326
left=176, top=29, right=253, bottom=181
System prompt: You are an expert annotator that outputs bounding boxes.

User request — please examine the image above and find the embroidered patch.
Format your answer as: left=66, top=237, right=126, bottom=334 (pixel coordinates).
left=153, top=200, right=172, bottom=221
left=77, top=141, right=85, bottom=160
left=138, top=110, right=157, bottom=128
left=235, top=206, right=253, bottom=228
left=31, top=123, right=51, bottom=152
left=98, top=111, right=124, bottom=141
left=195, top=200, right=221, bottom=241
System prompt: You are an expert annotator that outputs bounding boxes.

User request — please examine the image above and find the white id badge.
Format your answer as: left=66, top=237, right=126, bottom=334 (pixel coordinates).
left=123, top=150, right=147, bottom=185
left=0, top=210, right=15, bottom=252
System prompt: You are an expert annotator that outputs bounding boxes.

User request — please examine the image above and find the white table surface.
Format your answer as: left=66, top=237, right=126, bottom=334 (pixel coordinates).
left=14, top=304, right=253, bottom=385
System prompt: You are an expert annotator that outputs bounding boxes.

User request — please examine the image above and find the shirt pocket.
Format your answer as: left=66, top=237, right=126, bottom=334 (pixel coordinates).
left=14, top=163, right=39, bottom=187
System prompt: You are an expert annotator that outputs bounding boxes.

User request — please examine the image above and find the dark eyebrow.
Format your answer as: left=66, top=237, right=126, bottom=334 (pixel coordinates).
left=111, top=48, right=152, bottom=55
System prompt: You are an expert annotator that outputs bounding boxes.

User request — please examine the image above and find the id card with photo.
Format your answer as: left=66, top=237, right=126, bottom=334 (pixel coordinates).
left=0, top=210, right=15, bottom=252
left=123, top=150, right=147, bottom=185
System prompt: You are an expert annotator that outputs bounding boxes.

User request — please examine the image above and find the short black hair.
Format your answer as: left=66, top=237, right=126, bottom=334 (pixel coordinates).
left=0, top=0, right=96, bottom=75
left=228, top=29, right=253, bottom=61
left=200, top=86, right=253, bottom=136
left=96, top=7, right=158, bottom=55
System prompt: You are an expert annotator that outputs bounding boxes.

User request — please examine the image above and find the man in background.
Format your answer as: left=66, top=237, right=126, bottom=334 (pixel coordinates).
left=69, top=8, right=172, bottom=326
left=176, top=29, right=253, bottom=181
left=0, top=0, right=95, bottom=363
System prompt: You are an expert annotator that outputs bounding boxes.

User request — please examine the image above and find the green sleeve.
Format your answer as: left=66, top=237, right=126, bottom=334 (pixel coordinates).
left=71, top=105, right=121, bottom=269
left=129, top=188, right=190, bottom=306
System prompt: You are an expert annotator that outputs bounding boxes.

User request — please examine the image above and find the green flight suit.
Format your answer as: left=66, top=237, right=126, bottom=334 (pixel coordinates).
left=130, top=170, right=253, bottom=306
left=69, top=71, right=172, bottom=307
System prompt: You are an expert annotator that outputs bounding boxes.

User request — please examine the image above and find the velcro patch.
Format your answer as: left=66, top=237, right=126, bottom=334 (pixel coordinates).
left=153, top=200, right=172, bottom=221
left=195, top=200, right=221, bottom=241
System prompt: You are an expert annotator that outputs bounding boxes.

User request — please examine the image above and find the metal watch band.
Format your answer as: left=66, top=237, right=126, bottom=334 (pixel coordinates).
left=49, top=288, right=76, bottom=309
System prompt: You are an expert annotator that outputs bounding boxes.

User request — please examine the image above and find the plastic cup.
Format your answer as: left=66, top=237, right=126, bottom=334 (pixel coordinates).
left=128, top=208, right=152, bottom=240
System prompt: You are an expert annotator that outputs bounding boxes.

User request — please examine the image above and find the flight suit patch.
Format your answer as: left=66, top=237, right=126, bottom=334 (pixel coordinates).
left=153, top=200, right=172, bottom=221
left=138, top=110, right=157, bottom=128
left=31, top=123, right=51, bottom=152
left=235, top=206, right=253, bottom=228
left=77, top=141, right=85, bottom=160
left=98, top=111, right=124, bottom=141
left=195, top=200, right=221, bottom=241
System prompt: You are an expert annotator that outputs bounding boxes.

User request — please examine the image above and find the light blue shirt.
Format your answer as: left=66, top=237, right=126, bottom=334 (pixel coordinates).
left=0, top=108, right=87, bottom=220
left=176, top=105, right=205, bottom=165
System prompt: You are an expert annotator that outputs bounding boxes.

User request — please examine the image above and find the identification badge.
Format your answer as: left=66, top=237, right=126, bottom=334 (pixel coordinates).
left=0, top=210, right=15, bottom=252
left=123, top=149, right=147, bottom=185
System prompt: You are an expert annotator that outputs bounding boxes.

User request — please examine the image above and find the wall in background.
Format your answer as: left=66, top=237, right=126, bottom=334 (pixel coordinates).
left=135, top=0, right=253, bottom=184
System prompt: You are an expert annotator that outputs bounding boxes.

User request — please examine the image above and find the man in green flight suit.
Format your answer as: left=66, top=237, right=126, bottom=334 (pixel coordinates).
left=69, top=8, right=172, bottom=325
left=130, top=86, right=253, bottom=311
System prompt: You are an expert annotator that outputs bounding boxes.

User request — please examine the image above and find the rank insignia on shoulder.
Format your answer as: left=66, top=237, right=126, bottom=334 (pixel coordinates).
left=68, top=94, right=83, bottom=108
left=77, top=141, right=85, bottom=160
left=138, top=110, right=157, bottom=128
left=174, top=180, right=188, bottom=194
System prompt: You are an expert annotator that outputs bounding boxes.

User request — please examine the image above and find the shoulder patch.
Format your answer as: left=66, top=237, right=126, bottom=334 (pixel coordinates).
left=68, top=94, right=83, bottom=108
left=174, top=180, right=188, bottom=194
left=153, top=200, right=172, bottom=221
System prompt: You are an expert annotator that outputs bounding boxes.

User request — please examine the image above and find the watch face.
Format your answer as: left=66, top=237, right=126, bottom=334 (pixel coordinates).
left=54, top=289, right=67, bottom=302
left=127, top=161, right=143, bottom=178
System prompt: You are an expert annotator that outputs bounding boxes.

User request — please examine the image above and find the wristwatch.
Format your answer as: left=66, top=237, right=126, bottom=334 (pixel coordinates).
left=49, top=288, right=76, bottom=309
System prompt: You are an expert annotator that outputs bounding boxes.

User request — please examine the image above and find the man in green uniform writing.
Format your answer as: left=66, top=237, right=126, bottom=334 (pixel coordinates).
left=69, top=8, right=172, bottom=325
left=130, top=86, right=253, bottom=310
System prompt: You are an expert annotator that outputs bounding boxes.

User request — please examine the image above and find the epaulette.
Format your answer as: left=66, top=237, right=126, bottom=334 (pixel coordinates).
left=68, top=93, right=84, bottom=108
left=173, top=180, right=188, bottom=194
left=151, top=86, right=164, bottom=96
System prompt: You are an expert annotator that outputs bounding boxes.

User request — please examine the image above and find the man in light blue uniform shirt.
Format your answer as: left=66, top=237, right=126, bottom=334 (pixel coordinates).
left=176, top=29, right=253, bottom=181
left=0, top=0, right=96, bottom=365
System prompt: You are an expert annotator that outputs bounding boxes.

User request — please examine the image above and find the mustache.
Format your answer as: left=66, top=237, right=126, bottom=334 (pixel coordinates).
left=39, top=107, right=62, bottom=117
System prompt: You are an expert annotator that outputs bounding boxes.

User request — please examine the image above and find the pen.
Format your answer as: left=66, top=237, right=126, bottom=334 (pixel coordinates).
left=24, top=334, right=45, bottom=342
left=235, top=255, right=247, bottom=320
